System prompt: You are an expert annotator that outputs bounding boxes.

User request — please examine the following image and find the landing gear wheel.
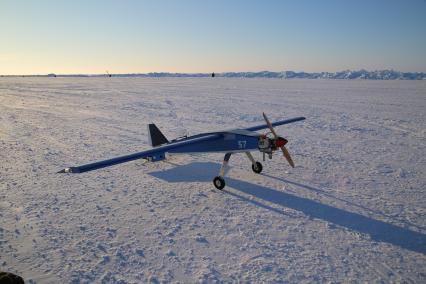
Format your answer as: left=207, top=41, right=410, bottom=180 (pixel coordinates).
left=251, top=161, right=263, bottom=174
left=213, top=176, right=225, bottom=190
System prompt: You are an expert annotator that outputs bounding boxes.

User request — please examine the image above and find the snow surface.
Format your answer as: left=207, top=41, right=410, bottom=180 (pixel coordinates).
left=0, top=77, right=425, bottom=283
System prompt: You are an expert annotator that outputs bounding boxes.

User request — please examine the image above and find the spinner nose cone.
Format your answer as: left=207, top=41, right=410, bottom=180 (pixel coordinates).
left=275, top=137, right=288, bottom=148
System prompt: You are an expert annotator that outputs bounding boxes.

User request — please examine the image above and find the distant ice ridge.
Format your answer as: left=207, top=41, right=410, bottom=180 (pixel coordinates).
left=6, top=69, right=426, bottom=79
left=220, top=70, right=426, bottom=80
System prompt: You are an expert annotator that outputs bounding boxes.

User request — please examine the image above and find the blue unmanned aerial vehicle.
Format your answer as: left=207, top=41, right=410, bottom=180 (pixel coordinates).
left=59, top=113, right=305, bottom=189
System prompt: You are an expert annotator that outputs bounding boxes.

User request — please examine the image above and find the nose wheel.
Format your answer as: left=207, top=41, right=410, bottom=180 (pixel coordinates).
left=213, top=153, right=263, bottom=190
left=251, top=161, right=263, bottom=174
left=213, top=176, right=225, bottom=190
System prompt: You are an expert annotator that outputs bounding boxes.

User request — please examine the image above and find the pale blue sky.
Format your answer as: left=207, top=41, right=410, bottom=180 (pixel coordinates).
left=1, top=0, right=425, bottom=74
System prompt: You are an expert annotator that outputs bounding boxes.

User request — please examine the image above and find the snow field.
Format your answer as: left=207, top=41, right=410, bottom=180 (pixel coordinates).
left=0, top=77, right=425, bottom=283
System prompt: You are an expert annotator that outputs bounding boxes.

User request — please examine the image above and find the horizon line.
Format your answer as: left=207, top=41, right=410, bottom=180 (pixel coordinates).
left=1, top=69, right=426, bottom=77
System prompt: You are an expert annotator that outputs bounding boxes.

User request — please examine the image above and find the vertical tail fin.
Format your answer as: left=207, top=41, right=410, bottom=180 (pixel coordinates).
left=148, top=124, right=169, bottom=147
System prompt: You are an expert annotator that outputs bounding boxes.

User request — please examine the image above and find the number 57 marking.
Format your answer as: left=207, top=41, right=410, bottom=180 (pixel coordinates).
left=238, top=140, right=247, bottom=149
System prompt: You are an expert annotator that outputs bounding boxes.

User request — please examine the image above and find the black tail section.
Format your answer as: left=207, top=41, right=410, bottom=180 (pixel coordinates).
left=148, top=124, right=169, bottom=147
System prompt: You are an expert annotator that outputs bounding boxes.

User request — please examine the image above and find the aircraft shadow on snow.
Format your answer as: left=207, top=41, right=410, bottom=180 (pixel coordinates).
left=149, top=161, right=426, bottom=255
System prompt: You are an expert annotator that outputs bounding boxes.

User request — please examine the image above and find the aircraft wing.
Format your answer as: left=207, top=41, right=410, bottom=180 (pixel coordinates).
left=58, top=133, right=221, bottom=174
left=245, top=116, right=306, bottom=132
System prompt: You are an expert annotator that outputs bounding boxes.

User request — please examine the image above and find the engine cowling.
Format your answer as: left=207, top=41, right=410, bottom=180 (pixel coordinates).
left=258, top=136, right=288, bottom=152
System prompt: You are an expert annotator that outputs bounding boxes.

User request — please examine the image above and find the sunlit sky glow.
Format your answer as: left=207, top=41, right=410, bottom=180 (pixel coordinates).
left=1, top=0, right=425, bottom=75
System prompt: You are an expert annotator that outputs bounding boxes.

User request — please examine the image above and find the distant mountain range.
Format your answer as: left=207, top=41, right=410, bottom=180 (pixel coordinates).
left=219, top=70, right=426, bottom=80
left=3, top=70, right=425, bottom=80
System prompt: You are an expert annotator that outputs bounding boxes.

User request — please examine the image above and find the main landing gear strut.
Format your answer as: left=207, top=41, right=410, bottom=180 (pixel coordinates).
left=213, top=152, right=263, bottom=190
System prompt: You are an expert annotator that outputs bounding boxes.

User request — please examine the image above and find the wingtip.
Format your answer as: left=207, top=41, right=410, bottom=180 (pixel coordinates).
left=57, top=167, right=74, bottom=173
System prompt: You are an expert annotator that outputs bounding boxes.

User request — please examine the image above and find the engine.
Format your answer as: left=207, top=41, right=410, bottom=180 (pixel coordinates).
left=258, top=135, right=288, bottom=154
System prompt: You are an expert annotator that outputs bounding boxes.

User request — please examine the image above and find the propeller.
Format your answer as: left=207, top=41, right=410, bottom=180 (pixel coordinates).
left=262, top=112, right=295, bottom=168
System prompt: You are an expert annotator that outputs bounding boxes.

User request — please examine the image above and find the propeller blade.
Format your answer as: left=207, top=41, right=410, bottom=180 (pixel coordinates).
left=263, top=112, right=296, bottom=168
left=262, top=112, right=278, bottom=138
left=281, top=146, right=295, bottom=168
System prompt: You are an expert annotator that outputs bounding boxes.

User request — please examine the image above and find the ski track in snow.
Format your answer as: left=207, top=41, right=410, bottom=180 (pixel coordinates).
left=0, top=77, right=425, bottom=283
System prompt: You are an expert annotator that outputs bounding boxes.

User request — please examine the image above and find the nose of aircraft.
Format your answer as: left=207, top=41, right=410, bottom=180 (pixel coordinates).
left=275, top=137, right=288, bottom=148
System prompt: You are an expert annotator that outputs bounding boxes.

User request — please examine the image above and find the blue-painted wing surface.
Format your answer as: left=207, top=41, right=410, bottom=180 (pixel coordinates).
left=244, top=116, right=305, bottom=132
left=59, top=134, right=220, bottom=173
left=169, top=131, right=259, bottom=154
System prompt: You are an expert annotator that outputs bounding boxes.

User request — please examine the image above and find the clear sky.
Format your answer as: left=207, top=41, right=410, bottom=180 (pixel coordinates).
left=1, top=0, right=425, bottom=74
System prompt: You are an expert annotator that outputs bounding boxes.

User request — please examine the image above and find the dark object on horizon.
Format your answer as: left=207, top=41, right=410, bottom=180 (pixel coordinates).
left=212, top=72, right=215, bottom=77
left=0, top=271, right=25, bottom=284
left=106, top=71, right=112, bottom=77
left=47, top=73, right=56, bottom=77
